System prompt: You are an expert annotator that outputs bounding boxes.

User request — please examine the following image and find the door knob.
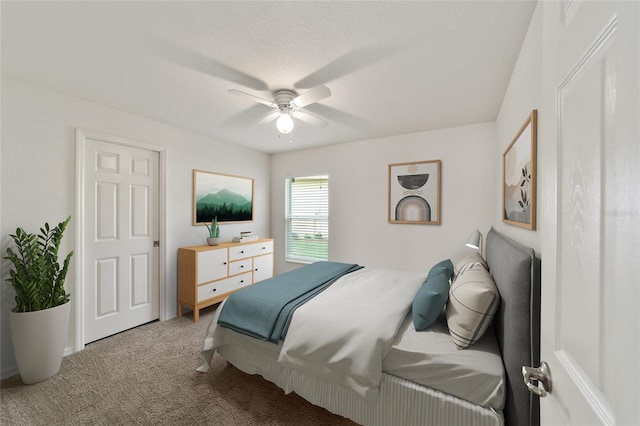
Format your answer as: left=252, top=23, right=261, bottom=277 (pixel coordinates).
left=522, top=361, right=552, bottom=397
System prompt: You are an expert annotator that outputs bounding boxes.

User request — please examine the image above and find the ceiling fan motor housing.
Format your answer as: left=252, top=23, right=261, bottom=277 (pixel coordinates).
left=274, top=89, right=297, bottom=110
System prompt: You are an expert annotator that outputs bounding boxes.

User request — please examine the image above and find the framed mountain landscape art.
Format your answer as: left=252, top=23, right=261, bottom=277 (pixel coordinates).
left=193, top=170, right=254, bottom=225
left=503, top=109, right=537, bottom=230
left=388, top=159, right=441, bottom=225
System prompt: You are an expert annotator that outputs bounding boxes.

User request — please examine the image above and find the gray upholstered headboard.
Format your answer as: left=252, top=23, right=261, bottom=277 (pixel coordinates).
left=485, top=227, right=541, bottom=426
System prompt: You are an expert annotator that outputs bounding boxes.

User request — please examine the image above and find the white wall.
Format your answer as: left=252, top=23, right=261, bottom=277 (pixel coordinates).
left=494, top=2, right=542, bottom=254
left=0, top=78, right=271, bottom=379
left=271, top=122, right=496, bottom=275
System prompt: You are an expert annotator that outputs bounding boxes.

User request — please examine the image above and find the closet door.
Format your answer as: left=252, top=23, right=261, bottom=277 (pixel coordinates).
left=83, top=134, right=160, bottom=344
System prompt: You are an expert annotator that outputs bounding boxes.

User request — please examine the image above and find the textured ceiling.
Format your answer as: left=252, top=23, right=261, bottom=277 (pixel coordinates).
left=1, top=1, right=536, bottom=153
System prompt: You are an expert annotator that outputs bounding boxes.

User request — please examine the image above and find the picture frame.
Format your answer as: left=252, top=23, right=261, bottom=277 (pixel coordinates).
left=193, top=169, right=254, bottom=225
left=503, top=109, right=537, bottom=229
left=388, top=160, right=441, bottom=225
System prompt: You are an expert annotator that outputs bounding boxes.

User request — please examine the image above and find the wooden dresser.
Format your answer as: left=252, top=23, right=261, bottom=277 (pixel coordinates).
left=177, top=238, right=274, bottom=322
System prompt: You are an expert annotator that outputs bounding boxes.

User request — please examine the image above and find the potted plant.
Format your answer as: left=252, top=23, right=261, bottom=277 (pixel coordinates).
left=204, top=216, right=221, bottom=246
left=4, top=216, right=73, bottom=384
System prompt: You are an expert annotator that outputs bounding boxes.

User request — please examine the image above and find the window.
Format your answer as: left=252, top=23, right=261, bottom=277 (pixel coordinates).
left=285, top=175, right=329, bottom=263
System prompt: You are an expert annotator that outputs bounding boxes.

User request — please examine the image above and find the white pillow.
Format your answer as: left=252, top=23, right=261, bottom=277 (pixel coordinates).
left=446, top=260, right=500, bottom=349
left=452, top=252, right=487, bottom=282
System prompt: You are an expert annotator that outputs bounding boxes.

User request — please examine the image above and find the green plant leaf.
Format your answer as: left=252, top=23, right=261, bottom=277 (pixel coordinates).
left=4, top=216, right=73, bottom=312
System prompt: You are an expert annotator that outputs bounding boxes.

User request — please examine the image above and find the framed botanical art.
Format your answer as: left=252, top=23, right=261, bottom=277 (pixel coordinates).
left=193, top=170, right=254, bottom=225
left=503, top=109, right=537, bottom=229
left=388, top=160, right=441, bottom=225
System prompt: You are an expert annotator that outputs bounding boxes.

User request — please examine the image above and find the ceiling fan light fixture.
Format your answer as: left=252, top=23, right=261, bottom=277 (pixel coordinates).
left=229, top=86, right=331, bottom=135
left=276, top=109, right=294, bottom=134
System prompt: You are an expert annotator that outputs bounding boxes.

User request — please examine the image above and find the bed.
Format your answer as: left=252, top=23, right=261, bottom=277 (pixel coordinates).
left=199, top=227, right=541, bottom=426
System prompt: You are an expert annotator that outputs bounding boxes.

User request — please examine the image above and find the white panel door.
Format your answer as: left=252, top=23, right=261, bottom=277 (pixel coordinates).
left=84, top=137, right=159, bottom=343
left=540, top=1, right=639, bottom=424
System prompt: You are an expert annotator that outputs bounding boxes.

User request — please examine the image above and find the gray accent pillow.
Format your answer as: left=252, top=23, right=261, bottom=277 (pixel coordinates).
left=446, top=260, right=500, bottom=348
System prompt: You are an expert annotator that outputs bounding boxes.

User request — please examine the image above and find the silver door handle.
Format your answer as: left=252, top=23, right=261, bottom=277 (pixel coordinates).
left=522, top=361, right=552, bottom=397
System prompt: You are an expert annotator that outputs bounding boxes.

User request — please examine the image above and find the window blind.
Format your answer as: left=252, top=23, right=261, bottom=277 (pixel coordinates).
left=285, top=175, right=329, bottom=263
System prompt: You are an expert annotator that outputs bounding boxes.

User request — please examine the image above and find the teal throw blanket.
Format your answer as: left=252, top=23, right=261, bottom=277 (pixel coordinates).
left=217, top=261, right=362, bottom=343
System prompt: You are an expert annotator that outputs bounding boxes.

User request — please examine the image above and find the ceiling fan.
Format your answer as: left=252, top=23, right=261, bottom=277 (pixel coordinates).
left=228, top=85, right=331, bottom=134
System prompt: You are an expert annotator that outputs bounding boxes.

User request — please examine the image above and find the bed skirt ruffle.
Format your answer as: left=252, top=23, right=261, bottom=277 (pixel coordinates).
left=217, top=340, right=503, bottom=426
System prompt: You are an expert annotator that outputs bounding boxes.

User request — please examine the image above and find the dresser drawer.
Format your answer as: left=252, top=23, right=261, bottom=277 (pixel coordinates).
left=197, top=273, right=252, bottom=302
left=229, top=240, right=274, bottom=260
left=197, top=249, right=228, bottom=284
left=229, top=258, right=252, bottom=276
left=253, top=253, right=273, bottom=283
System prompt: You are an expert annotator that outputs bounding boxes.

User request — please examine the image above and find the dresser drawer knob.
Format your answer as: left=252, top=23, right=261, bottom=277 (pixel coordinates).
left=212, top=288, right=217, bottom=293
left=240, top=265, right=244, bottom=268
left=240, top=280, right=244, bottom=284
left=223, top=262, right=227, bottom=265
left=240, top=250, right=244, bottom=254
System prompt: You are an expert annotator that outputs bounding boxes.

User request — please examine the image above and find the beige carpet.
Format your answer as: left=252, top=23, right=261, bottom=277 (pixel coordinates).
left=0, top=306, right=357, bottom=425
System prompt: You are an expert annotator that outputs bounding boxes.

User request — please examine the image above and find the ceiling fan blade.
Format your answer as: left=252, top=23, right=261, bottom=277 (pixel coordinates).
left=292, top=109, right=329, bottom=128
left=228, top=89, right=276, bottom=108
left=290, top=85, right=331, bottom=108
left=256, top=109, right=280, bottom=125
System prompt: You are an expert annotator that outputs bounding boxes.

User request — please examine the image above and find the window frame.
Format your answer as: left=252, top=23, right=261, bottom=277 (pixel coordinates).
left=284, top=174, right=329, bottom=264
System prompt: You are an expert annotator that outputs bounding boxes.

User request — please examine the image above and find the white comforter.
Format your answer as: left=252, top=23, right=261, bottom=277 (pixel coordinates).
left=201, top=267, right=425, bottom=402
left=278, top=267, right=424, bottom=402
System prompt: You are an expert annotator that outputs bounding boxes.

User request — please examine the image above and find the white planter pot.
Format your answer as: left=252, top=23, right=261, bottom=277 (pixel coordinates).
left=9, top=301, right=71, bottom=384
left=207, top=237, right=221, bottom=246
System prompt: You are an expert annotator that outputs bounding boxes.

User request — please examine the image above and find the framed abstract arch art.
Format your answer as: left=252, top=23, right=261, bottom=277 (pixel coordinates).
left=388, top=160, right=441, bottom=225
